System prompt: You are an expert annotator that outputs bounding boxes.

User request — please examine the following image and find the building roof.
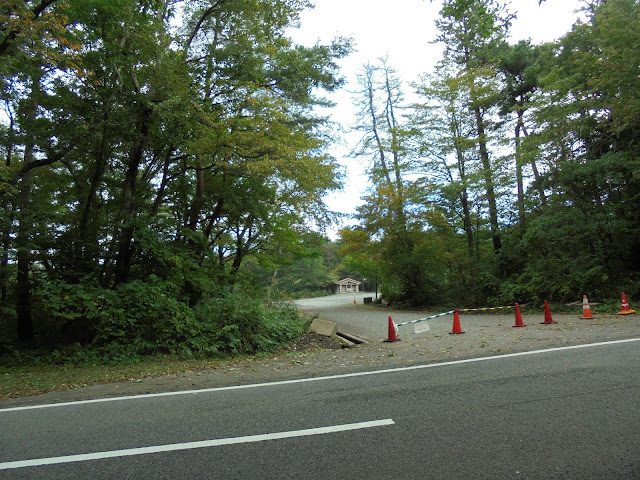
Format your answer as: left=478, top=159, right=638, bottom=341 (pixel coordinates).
left=336, top=278, right=361, bottom=286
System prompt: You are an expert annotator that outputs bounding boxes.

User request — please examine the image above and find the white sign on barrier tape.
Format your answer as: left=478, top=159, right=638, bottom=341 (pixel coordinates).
left=414, top=321, right=430, bottom=334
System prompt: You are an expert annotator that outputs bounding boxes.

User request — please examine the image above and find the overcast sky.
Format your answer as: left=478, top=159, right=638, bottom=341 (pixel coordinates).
left=288, top=0, right=585, bottom=234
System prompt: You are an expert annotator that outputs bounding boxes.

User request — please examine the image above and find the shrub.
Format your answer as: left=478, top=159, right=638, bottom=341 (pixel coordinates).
left=34, top=280, right=116, bottom=344
left=94, top=276, right=198, bottom=355
left=193, top=294, right=309, bottom=354
left=31, top=277, right=309, bottom=362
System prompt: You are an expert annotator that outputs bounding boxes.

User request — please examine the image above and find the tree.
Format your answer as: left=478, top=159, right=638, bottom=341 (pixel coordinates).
left=435, top=0, right=515, bottom=253
left=412, top=66, right=483, bottom=258
left=520, top=0, right=640, bottom=299
left=497, top=40, right=545, bottom=232
left=351, top=60, right=444, bottom=304
left=176, top=0, right=350, bottom=293
left=0, top=0, right=353, bottom=350
left=1, top=0, right=81, bottom=340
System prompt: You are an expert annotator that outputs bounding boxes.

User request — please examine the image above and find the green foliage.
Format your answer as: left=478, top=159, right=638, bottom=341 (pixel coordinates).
left=3, top=0, right=640, bottom=360
left=268, top=257, right=336, bottom=298
left=95, top=278, right=197, bottom=354
left=194, top=295, right=308, bottom=354
left=341, top=0, right=640, bottom=307
left=28, top=277, right=309, bottom=363
left=35, top=279, right=115, bottom=344
left=0, top=0, right=350, bottom=350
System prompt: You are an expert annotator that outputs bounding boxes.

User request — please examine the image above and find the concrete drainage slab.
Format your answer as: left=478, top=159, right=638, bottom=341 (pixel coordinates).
left=336, top=330, right=368, bottom=345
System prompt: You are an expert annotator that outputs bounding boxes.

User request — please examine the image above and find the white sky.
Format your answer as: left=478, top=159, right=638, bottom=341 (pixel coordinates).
left=288, top=0, right=585, bottom=235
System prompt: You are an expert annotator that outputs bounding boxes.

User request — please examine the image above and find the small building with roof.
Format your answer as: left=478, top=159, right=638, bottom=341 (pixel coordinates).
left=335, top=278, right=361, bottom=294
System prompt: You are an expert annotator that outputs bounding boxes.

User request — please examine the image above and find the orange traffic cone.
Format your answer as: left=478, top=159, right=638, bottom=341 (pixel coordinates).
left=513, top=303, right=526, bottom=327
left=383, top=316, right=401, bottom=342
left=541, top=300, right=556, bottom=325
left=617, top=292, right=636, bottom=315
left=449, top=309, right=465, bottom=335
left=354, top=296, right=357, bottom=304
left=581, top=295, right=594, bottom=319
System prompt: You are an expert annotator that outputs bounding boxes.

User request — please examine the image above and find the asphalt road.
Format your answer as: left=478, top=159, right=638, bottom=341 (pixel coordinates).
left=2, top=339, right=639, bottom=479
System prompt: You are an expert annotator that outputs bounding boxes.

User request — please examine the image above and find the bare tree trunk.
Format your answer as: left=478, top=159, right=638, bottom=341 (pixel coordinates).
left=383, top=66, right=403, bottom=192
left=379, top=62, right=411, bottom=248
left=363, top=65, right=392, bottom=187
left=515, top=116, right=526, bottom=232
left=520, top=124, right=547, bottom=207
left=473, top=105, right=502, bottom=252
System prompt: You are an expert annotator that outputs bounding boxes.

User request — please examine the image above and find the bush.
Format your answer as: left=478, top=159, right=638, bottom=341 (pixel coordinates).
left=193, top=294, right=309, bottom=354
left=30, top=277, right=309, bottom=363
left=34, top=279, right=116, bottom=344
left=95, top=277, right=199, bottom=355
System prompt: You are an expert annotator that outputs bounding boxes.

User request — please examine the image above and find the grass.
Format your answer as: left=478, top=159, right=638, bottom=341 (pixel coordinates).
left=0, top=354, right=243, bottom=401
left=0, top=332, right=334, bottom=401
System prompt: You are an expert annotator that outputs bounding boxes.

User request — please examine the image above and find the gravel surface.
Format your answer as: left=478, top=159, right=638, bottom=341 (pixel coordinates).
left=2, top=302, right=639, bottom=408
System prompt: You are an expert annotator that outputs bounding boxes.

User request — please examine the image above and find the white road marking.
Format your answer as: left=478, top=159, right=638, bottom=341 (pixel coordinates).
left=0, top=419, right=395, bottom=470
left=2, top=337, right=640, bottom=413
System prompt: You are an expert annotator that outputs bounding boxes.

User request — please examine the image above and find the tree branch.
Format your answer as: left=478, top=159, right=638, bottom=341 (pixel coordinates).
left=184, top=0, right=227, bottom=51
left=18, top=142, right=76, bottom=177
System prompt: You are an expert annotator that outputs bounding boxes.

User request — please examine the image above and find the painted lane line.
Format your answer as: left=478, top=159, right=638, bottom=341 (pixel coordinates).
left=2, top=337, right=640, bottom=413
left=0, top=419, right=395, bottom=470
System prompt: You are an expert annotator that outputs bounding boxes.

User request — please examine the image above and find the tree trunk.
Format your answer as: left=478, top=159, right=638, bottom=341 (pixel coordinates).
left=365, top=67, right=392, bottom=187
left=1, top=119, right=13, bottom=309
left=452, top=135, right=474, bottom=256
left=230, top=226, right=247, bottom=277
left=15, top=82, right=39, bottom=341
left=113, top=105, right=151, bottom=286
left=16, top=140, right=35, bottom=341
left=515, top=115, right=526, bottom=232
left=150, top=149, right=174, bottom=216
left=473, top=105, right=501, bottom=252
left=460, top=190, right=474, bottom=256
left=112, top=166, right=138, bottom=286
left=381, top=65, right=409, bottom=239
left=76, top=114, right=110, bottom=276
left=1, top=224, right=9, bottom=309
left=187, top=155, right=205, bottom=232
left=520, top=124, right=547, bottom=207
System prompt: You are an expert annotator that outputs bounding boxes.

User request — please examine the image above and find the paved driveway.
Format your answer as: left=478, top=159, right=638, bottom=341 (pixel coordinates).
left=294, top=292, right=376, bottom=310
left=295, top=292, right=439, bottom=341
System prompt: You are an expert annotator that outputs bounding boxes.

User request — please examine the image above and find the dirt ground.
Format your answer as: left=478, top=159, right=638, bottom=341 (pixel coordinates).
left=3, top=305, right=640, bottom=408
